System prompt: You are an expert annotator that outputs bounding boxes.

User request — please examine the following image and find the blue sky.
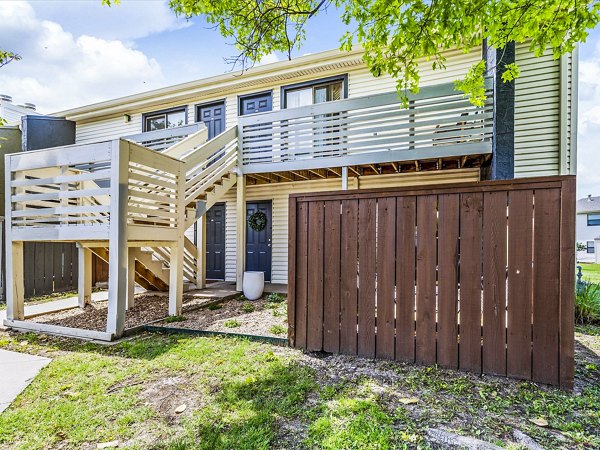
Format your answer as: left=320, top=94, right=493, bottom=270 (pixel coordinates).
left=0, top=0, right=598, bottom=196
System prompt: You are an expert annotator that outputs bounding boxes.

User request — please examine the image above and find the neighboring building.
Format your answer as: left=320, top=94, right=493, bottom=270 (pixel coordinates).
left=577, top=195, right=600, bottom=263
left=0, top=94, right=40, bottom=124
left=2, top=43, right=579, bottom=339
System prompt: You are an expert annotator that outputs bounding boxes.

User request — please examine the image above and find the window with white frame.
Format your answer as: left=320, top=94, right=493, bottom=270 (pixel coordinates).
left=587, top=241, right=595, bottom=253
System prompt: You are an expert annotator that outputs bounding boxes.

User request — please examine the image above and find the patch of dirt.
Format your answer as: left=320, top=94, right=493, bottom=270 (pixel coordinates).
left=30, top=294, right=211, bottom=331
left=156, top=295, right=288, bottom=338
left=138, top=375, right=205, bottom=425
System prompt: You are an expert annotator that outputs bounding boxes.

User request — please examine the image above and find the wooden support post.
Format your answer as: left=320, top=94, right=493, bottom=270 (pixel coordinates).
left=5, top=155, right=24, bottom=321
left=77, top=246, right=92, bottom=308
left=236, top=173, right=246, bottom=291
left=196, top=215, right=206, bottom=289
left=169, top=160, right=186, bottom=316
left=6, top=242, right=24, bottom=321
left=169, top=242, right=184, bottom=315
left=106, top=140, right=129, bottom=338
left=341, top=166, right=348, bottom=190
left=127, top=249, right=136, bottom=310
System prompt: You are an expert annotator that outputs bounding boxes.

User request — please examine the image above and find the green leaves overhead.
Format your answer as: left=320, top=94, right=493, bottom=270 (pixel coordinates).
left=0, top=49, right=21, bottom=69
left=144, top=1, right=600, bottom=104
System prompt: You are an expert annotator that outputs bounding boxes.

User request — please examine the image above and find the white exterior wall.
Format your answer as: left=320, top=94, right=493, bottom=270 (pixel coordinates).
left=214, top=169, right=480, bottom=284
left=577, top=213, right=600, bottom=243
left=0, top=101, right=41, bottom=125
left=576, top=213, right=600, bottom=262
left=75, top=48, right=481, bottom=143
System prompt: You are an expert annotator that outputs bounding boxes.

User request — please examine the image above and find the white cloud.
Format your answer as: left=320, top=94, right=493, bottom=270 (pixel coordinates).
left=0, top=1, right=165, bottom=112
left=28, top=0, right=191, bottom=42
left=578, top=42, right=600, bottom=197
left=257, top=53, right=281, bottom=66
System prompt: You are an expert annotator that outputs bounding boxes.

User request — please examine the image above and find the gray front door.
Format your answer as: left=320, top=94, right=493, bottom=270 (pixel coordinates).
left=239, top=92, right=272, bottom=116
left=206, top=203, right=226, bottom=280
left=197, top=101, right=225, bottom=139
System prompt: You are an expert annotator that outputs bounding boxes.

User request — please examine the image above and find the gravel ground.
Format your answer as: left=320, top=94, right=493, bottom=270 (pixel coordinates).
left=31, top=294, right=212, bottom=331
left=154, top=295, right=288, bottom=338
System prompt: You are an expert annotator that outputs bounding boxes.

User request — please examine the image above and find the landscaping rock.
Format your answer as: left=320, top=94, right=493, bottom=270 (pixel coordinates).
left=96, top=441, right=119, bottom=449
left=426, top=428, right=504, bottom=450
left=513, top=430, right=546, bottom=450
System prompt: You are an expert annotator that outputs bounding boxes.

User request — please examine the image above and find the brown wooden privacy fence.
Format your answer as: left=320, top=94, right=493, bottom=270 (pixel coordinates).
left=288, top=176, right=576, bottom=388
left=23, top=242, right=79, bottom=298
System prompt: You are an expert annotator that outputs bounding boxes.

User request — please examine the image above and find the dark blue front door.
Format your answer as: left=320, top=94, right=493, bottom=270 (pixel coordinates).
left=197, top=101, right=225, bottom=139
left=239, top=92, right=272, bottom=116
left=206, top=203, right=226, bottom=280
left=246, top=201, right=272, bottom=281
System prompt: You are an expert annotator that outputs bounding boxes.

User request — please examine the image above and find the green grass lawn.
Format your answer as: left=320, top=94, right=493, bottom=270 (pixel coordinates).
left=580, top=263, right=600, bottom=283
left=0, top=331, right=598, bottom=450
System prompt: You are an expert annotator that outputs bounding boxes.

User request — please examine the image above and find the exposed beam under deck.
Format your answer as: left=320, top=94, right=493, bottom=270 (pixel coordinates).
left=244, top=154, right=491, bottom=185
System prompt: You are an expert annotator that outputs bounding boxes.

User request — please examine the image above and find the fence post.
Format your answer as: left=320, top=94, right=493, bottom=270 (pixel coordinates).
left=559, top=177, right=576, bottom=389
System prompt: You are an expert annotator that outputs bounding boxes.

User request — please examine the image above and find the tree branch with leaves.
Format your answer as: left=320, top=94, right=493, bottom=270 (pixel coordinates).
left=0, top=49, right=21, bottom=70
left=143, top=0, right=599, bottom=105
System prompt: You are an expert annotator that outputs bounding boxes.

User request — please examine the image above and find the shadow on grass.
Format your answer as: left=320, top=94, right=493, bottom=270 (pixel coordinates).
left=574, top=341, right=600, bottom=388
left=3, top=330, right=222, bottom=362
left=148, top=359, right=315, bottom=450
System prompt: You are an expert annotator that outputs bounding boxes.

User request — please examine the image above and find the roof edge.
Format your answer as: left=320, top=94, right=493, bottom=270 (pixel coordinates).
left=52, top=47, right=365, bottom=120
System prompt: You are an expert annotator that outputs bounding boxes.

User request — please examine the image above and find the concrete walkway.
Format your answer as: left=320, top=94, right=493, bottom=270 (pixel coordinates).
left=0, top=288, right=152, bottom=329
left=0, top=349, right=50, bottom=413
left=0, top=291, right=111, bottom=330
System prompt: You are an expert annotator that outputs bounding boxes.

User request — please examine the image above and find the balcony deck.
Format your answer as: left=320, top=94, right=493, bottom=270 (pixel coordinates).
left=237, top=79, right=493, bottom=179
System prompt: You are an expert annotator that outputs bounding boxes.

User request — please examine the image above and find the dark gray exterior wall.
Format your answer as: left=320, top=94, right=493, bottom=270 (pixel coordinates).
left=21, top=115, right=76, bottom=151
left=484, top=41, right=516, bottom=180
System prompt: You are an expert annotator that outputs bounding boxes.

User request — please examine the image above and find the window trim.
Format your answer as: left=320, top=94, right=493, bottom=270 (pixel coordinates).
left=238, top=90, right=273, bottom=116
left=587, top=241, right=595, bottom=254
left=142, top=106, right=188, bottom=132
left=280, top=74, right=349, bottom=109
left=194, top=99, right=227, bottom=125
left=587, top=213, right=600, bottom=226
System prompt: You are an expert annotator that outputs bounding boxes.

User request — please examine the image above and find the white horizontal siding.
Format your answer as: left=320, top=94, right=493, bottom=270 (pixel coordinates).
left=74, top=48, right=484, bottom=143
left=76, top=115, right=142, bottom=143
left=514, top=43, right=562, bottom=177
left=217, top=169, right=480, bottom=284
left=348, top=49, right=481, bottom=98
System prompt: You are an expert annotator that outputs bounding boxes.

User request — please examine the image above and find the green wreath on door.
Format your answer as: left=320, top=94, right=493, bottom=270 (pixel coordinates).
left=247, top=210, right=267, bottom=232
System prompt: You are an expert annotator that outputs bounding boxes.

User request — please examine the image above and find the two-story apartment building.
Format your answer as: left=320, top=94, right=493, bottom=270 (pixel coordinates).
left=2, top=43, right=578, bottom=340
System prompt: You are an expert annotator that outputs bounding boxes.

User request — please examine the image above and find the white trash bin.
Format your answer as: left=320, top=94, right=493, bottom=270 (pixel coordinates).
left=243, top=271, right=264, bottom=300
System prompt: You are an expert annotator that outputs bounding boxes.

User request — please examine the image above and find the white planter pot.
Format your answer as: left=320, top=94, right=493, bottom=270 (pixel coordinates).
left=243, top=271, right=264, bottom=300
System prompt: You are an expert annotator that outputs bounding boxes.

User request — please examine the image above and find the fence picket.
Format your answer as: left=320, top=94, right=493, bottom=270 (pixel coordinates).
left=396, top=197, right=417, bottom=362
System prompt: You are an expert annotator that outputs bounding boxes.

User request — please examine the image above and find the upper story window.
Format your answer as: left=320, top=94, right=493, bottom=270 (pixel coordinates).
left=282, top=75, right=347, bottom=109
left=143, top=107, right=186, bottom=132
left=587, top=213, right=600, bottom=226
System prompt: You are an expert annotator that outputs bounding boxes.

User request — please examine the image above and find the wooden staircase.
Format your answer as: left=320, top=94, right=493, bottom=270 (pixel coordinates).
left=91, top=126, right=240, bottom=291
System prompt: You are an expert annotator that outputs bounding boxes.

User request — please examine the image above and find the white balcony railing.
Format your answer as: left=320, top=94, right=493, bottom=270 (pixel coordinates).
left=124, top=123, right=203, bottom=152
left=237, top=79, right=494, bottom=173
left=5, top=139, right=185, bottom=241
